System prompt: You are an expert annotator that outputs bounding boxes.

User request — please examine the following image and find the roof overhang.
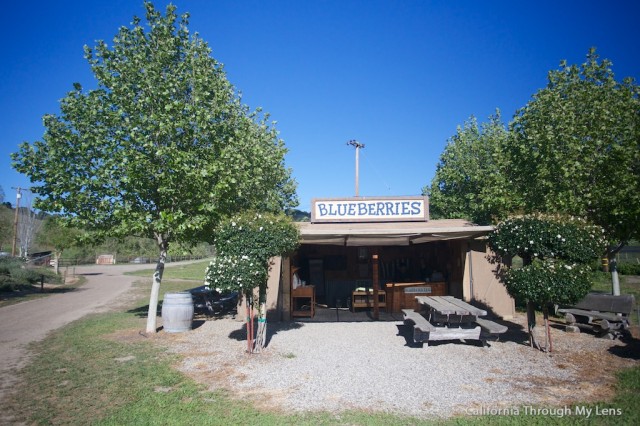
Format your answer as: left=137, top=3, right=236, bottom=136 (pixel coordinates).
left=297, top=219, right=494, bottom=246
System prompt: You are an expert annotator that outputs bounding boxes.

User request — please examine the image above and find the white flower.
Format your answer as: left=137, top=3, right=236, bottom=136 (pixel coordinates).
left=232, top=221, right=236, bottom=227
left=529, top=240, right=534, bottom=244
left=259, top=226, right=263, bottom=231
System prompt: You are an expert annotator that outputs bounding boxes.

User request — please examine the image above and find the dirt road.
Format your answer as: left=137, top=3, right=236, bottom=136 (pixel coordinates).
left=0, top=261, right=200, bottom=403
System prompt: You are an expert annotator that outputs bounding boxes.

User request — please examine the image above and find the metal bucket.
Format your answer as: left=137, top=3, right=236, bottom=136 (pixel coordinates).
left=161, top=292, right=194, bottom=332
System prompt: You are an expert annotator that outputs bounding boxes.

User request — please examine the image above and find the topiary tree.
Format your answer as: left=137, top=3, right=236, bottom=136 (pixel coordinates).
left=205, top=211, right=299, bottom=353
left=488, top=215, right=606, bottom=351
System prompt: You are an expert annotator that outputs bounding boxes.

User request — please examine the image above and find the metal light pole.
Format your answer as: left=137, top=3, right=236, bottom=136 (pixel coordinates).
left=11, top=187, right=22, bottom=256
left=347, top=140, right=365, bottom=196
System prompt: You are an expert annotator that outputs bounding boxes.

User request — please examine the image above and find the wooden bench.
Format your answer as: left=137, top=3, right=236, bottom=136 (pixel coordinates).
left=402, top=309, right=435, bottom=343
left=403, top=309, right=506, bottom=347
left=475, top=318, right=508, bottom=345
left=557, top=293, right=635, bottom=339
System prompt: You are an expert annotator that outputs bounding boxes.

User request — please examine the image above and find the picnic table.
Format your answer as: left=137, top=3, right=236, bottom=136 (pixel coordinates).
left=402, top=295, right=507, bottom=347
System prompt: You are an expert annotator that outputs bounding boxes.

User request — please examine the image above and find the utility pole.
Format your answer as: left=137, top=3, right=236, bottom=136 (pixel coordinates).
left=11, top=187, right=22, bottom=256
left=347, top=140, right=365, bottom=196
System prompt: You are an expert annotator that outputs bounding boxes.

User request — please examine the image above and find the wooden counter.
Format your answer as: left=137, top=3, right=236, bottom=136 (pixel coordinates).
left=385, top=281, right=447, bottom=313
left=291, top=285, right=315, bottom=318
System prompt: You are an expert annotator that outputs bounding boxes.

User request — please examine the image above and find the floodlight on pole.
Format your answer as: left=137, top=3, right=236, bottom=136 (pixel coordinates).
left=347, top=140, right=365, bottom=196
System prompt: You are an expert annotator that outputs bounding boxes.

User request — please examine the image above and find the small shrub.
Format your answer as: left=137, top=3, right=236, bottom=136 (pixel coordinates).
left=9, top=268, right=44, bottom=285
left=617, top=263, right=640, bottom=276
left=0, top=275, right=15, bottom=292
left=0, top=257, right=24, bottom=275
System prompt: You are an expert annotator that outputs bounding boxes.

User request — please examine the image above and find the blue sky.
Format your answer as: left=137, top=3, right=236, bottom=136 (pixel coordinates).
left=1, top=0, right=639, bottom=212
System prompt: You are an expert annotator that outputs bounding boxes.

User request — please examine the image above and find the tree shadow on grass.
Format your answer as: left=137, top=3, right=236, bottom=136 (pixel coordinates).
left=0, top=285, right=85, bottom=303
left=127, top=303, right=155, bottom=318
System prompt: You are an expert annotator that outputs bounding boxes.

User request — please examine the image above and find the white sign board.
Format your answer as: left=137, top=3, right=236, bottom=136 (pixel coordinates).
left=311, top=196, right=429, bottom=223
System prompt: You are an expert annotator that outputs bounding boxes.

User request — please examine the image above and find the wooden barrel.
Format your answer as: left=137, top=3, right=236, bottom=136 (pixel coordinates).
left=162, top=292, right=194, bottom=332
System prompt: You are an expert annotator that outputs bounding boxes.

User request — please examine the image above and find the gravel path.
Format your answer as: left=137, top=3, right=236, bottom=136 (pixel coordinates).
left=167, top=312, right=639, bottom=419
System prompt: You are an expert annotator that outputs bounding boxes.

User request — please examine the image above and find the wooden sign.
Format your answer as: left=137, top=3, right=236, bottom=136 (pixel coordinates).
left=311, top=196, right=429, bottom=223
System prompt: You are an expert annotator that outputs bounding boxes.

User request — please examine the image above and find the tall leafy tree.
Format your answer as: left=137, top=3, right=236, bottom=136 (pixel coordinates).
left=36, top=217, right=82, bottom=275
left=426, top=111, right=514, bottom=224
left=12, top=2, right=297, bottom=332
left=506, top=48, right=640, bottom=288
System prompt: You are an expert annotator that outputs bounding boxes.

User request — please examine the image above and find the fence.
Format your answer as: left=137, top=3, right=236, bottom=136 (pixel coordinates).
left=57, top=254, right=209, bottom=267
left=617, top=246, right=640, bottom=264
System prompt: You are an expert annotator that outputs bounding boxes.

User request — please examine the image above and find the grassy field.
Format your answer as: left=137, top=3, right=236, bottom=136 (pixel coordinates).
left=591, top=272, right=640, bottom=302
left=3, top=270, right=640, bottom=424
left=126, top=259, right=212, bottom=281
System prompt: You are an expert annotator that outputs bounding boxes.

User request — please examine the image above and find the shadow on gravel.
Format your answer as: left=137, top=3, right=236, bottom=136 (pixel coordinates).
left=227, top=320, right=304, bottom=348
left=468, top=300, right=531, bottom=347
left=396, top=324, right=424, bottom=348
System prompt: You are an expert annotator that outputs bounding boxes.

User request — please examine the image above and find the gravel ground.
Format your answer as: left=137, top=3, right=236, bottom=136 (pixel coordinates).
left=164, top=311, right=639, bottom=419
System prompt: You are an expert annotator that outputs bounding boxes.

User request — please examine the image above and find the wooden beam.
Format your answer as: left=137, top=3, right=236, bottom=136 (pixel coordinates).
left=372, top=251, right=379, bottom=320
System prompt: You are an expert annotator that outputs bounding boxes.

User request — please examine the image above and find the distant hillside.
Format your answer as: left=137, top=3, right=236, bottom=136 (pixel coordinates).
left=286, top=209, right=310, bottom=222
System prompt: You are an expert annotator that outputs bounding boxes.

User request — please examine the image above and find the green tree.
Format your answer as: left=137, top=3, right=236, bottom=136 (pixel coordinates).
left=206, top=211, right=299, bottom=352
left=426, top=111, right=515, bottom=224
left=37, top=217, right=82, bottom=275
left=506, top=48, right=640, bottom=291
left=0, top=205, right=11, bottom=251
left=11, top=2, right=297, bottom=333
left=488, top=215, right=606, bottom=351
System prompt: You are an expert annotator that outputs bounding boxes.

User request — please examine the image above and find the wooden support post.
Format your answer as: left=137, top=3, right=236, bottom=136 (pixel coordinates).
left=372, top=251, right=379, bottom=320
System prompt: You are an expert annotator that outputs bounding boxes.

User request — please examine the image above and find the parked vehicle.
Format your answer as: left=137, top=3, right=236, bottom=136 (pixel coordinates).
left=189, top=285, right=238, bottom=316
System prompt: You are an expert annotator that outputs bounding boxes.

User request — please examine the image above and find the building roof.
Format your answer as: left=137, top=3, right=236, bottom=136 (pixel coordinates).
left=297, top=219, right=494, bottom=246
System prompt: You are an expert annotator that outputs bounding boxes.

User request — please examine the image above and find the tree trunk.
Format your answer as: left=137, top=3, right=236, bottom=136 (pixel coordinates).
left=526, top=301, right=541, bottom=350
left=543, top=304, right=552, bottom=353
left=245, top=290, right=254, bottom=353
left=253, top=283, right=268, bottom=353
left=608, top=243, right=626, bottom=296
left=54, top=251, right=61, bottom=276
left=145, top=234, right=168, bottom=334
left=610, top=257, right=621, bottom=296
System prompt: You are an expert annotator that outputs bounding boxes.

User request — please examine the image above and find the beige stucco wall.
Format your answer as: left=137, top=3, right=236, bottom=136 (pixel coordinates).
left=462, top=240, right=515, bottom=319
left=265, top=256, right=284, bottom=321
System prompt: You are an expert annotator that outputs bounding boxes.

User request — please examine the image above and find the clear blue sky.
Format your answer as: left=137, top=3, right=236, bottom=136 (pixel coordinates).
left=1, top=0, right=638, bottom=212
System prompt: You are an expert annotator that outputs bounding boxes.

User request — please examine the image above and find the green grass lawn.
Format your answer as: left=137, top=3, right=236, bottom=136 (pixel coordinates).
left=4, top=271, right=639, bottom=424
left=591, top=272, right=640, bottom=302
left=126, top=259, right=212, bottom=281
